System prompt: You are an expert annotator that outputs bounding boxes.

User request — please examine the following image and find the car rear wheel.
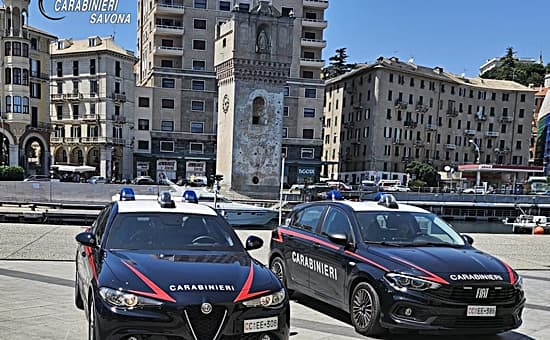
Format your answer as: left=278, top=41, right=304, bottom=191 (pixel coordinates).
left=270, top=257, right=293, bottom=296
left=350, top=282, right=385, bottom=336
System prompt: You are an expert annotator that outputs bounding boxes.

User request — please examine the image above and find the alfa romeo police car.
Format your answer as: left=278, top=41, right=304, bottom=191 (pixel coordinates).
left=269, top=194, right=525, bottom=336
left=75, top=188, right=289, bottom=340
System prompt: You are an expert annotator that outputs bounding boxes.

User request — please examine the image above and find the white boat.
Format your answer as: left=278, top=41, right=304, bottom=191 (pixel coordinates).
left=168, top=182, right=278, bottom=227
left=502, top=207, right=550, bottom=234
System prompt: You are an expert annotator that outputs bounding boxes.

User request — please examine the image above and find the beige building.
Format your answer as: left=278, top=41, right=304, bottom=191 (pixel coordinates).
left=0, top=0, right=56, bottom=175
left=323, top=56, right=536, bottom=186
left=136, top=0, right=328, bottom=186
left=49, top=36, right=137, bottom=181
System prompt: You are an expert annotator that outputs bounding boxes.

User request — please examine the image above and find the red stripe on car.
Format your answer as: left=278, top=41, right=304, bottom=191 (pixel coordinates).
left=234, top=264, right=269, bottom=302
left=122, top=260, right=176, bottom=303
left=85, top=246, right=97, bottom=281
left=344, top=250, right=390, bottom=272
left=390, top=256, right=449, bottom=285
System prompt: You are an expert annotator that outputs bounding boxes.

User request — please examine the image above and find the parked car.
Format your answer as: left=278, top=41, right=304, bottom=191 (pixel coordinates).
left=325, top=181, right=352, bottom=191
left=386, top=184, right=411, bottom=192
left=87, top=176, right=107, bottom=184
left=463, top=186, right=486, bottom=194
left=133, top=176, right=155, bottom=185
left=23, top=175, right=51, bottom=182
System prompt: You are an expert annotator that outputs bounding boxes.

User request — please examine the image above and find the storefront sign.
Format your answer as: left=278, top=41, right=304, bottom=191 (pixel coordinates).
left=297, top=167, right=316, bottom=177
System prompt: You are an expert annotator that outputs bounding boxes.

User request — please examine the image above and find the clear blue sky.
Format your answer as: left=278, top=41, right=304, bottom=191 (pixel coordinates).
left=28, top=0, right=550, bottom=77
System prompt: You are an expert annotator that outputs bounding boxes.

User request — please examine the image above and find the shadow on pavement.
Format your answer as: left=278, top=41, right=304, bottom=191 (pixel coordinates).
left=291, top=293, right=533, bottom=340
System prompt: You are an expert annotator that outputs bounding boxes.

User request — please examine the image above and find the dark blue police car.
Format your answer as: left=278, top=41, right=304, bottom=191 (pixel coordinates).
left=269, top=195, right=524, bottom=336
left=75, top=188, right=289, bottom=340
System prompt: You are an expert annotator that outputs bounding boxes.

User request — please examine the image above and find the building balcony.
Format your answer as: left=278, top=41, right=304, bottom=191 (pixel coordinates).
left=425, top=124, right=438, bottom=131
left=111, top=115, right=127, bottom=123
left=494, top=147, right=511, bottom=154
left=301, top=18, right=328, bottom=29
left=83, top=114, right=99, bottom=121
left=415, top=104, right=429, bottom=113
left=154, top=46, right=184, bottom=56
left=446, top=109, right=458, bottom=117
left=445, top=143, right=457, bottom=150
left=300, top=58, right=325, bottom=68
left=475, top=113, right=487, bottom=121
left=4, top=112, right=29, bottom=123
left=51, top=137, right=64, bottom=144
left=65, top=137, right=81, bottom=144
left=464, top=129, right=477, bottom=136
left=404, top=120, right=418, bottom=128
left=153, top=2, right=185, bottom=14
left=500, top=116, right=513, bottom=123
left=486, top=131, right=500, bottom=137
left=401, top=156, right=413, bottom=163
left=414, top=140, right=425, bottom=147
left=301, top=38, right=327, bottom=48
left=28, top=122, right=52, bottom=132
left=282, top=137, right=322, bottom=147
left=52, top=92, right=83, bottom=101
left=153, top=24, right=184, bottom=35
left=394, top=100, right=408, bottom=110
left=51, top=93, right=64, bottom=101
left=80, top=137, right=125, bottom=145
left=303, top=0, right=329, bottom=9
left=111, top=93, right=127, bottom=102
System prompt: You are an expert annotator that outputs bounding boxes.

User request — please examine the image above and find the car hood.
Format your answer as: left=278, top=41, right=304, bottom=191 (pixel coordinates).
left=367, top=246, right=515, bottom=284
left=102, top=250, right=280, bottom=305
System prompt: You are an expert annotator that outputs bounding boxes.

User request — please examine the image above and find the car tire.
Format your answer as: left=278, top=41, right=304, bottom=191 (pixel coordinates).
left=74, top=270, right=84, bottom=310
left=270, top=257, right=294, bottom=297
left=88, top=295, right=98, bottom=340
left=350, top=282, right=385, bottom=336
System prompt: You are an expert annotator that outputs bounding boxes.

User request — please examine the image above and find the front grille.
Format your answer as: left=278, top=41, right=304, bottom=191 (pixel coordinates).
left=185, top=305, right=227, bottom=340
left=428, top=284, right=517, bottom=303
left=432, top=315, right=515, bottom=329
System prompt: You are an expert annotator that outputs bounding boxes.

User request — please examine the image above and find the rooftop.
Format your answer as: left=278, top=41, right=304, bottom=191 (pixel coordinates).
left=50, top=35, right=136, bottom=59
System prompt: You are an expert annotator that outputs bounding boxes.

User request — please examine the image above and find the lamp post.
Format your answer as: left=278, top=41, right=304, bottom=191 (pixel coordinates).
left=469, top=139, right=481, bottom=186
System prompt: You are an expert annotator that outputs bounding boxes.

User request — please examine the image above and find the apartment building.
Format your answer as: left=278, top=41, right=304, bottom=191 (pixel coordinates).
left=0, top=0, right=56, bottom=175
left=537, top=75, right=550, bottom=173
left=50, top=36, right=137, bottom=181
left=323, top=56, right=536, bottom=185
left=136, top=0, right=328, bottom=188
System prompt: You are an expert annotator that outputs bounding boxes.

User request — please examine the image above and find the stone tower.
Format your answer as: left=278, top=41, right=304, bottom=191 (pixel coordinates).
left=214, top=1, right=294, bottom=196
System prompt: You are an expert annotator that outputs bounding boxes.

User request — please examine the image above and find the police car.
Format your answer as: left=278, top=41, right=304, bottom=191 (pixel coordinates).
left=269, top=194, right=524, bottom=336
left=75, top=188, right=289, bottom=340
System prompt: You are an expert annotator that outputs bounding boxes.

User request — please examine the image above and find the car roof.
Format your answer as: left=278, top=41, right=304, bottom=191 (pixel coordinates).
left=297, top=200, right=429, bottom=214
left=116, top=199, right=218, bottom=215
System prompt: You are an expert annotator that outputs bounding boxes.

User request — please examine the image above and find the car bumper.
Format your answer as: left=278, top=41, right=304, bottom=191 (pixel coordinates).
left=378, top=283, right=525, bottom=334
left=93, top=292, right=290, bottom=340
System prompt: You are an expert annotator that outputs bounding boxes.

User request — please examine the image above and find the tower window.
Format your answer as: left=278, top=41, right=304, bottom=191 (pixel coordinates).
left=252, top=97, right=265, bottom=125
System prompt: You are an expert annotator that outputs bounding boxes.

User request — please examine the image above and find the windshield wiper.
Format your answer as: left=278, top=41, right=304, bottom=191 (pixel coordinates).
left=412, top=242, right=462, bottom=248
left=365, top=241, right=404, bottom=247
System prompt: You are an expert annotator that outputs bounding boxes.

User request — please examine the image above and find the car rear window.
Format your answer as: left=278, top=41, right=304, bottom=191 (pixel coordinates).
left=106, top=213, right=242, bottom=251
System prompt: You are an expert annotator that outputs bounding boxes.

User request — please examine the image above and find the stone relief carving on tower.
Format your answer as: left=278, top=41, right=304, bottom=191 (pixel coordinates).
left=256, top=27, right=270, bottom=53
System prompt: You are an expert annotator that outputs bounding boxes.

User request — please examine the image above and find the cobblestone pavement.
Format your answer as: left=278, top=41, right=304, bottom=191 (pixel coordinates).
left=0, top=224, right=549, bottom=340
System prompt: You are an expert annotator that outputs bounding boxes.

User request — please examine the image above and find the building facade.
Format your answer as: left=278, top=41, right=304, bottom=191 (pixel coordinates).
left=536, top=74, right=550, bottom=174
left=323, top=57, right=536, bottom=186
left=0, top=0, right=56, bottom=175
left=136, top=0, right=328, bottom=187
left=49, top=36, right=136, bottom=181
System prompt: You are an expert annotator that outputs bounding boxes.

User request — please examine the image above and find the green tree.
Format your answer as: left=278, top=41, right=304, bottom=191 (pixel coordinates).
left=322, top=47, right=355, bottom=79
left=405, top=161, right=438, bottom=187
left=481, top=47, right=547, bottom=87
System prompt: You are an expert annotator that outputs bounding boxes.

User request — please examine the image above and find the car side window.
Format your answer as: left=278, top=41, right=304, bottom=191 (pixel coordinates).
left=94, top=204, right=112, bottom=244
left=292, top=206, right=325, bottom=231
left=320, top=207, right=353, bottom=239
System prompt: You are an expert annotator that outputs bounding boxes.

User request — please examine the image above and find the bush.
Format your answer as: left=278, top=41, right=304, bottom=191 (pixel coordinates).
left=408, top=179, right=427, bottom=190
left=0, top=166, right=25, bottom=181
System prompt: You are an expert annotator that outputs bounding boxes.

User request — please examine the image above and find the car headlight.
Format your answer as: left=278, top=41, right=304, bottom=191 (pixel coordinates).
left=99, top=287, right=163, bottom=308
left=241, top=289, right=286, bottom=308
left=513, top=275, right=523, bottom=290
left=385, top=273, right=442, bottom=292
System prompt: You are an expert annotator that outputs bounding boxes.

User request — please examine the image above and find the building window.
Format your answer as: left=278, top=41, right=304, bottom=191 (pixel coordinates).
left=520, top=94, right=526, bottom=102
left=193, top=19, right=207, bottom=29
left=30, top=82, right=41, bottom=98
left=304, top=108, right=315, bottom=117
left=190, top=143, right=204, bottom=154
left=13, top=96, right=21, bottom=113
left=12, top=42, right=21, bottom=56
left=519, top=108, right=525, bottom=118
left=160, top=141, right=175, bottom=152
left=115, top=61, right=121, bottom=77
left=90, top=59, right=96, bottom=75
left=283, top=106, right=289, bottom=116
left=219, top=1, right=230, bottom=10
left=162, top=78, right=175, bottom=88
left=303, top=129, right=314, bottom=139
left=56, top=62, right=63, bottom=77
left=138, top=119, right=149, bottom=130
left=162, top=99, right=175, bottom=109
left=73, top=60, right=79, bottom=76
left=137, top=140, right=149, bottom=150
left=191, top=122, right=204, bottom=133
left=72, top=104, right=79, bottom=119
left=194, top=0, right=207, bottom=9
left=138, top=97, right=150, bottom=107
left=161, top=120, right=174, bottom=131
left=22, top=97, right=29, bottom=113
left=302, top=70, right=314, bottom=79
left=283, top=86, right=290, bottom=96
left=238, top=3, right=250, bottom=11
left=4, top=68, right=11, bottom=84
left=301, top=148, right=314, bottom=159
left=191, top=100, right=205, bottom=112
left=192, top=80, right=205, bottom=91
left=55, top=105, right=62, bottom=119
left=13, top=68, right=21, bottom=84
left=305, top=88, right=316, bottom=98
left=192, top=60, right=206, bottom=70
left=90, top=80, right=98, bottom=95
left=282, top=127, right=288, bottom=138
left=193, top=40, right=206, bottom=50
left=161, top=59, right=173, bottom=68
left=4, top=42, right=10, bottom=56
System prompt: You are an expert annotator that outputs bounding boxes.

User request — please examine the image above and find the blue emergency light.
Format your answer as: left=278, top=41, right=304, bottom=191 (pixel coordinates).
left=119, top=188, right=135, bottom=201
left=182, top=190, right=199, bottom=204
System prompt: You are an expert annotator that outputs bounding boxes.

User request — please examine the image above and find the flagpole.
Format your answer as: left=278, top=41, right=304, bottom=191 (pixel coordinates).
left=278, top=153, right=286, bottom=226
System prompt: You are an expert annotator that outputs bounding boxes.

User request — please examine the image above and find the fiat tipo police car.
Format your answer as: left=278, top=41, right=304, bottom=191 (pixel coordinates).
left=75, top=188, right=289, bottom=340
left=269, top=194, right=524, bottom=336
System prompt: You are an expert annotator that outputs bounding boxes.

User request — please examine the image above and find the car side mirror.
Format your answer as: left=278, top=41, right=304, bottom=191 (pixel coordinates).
left=245, top=235, right=264, bottom=251
left=328, top=232, right=351, bottom=248
left=462, top=234, right=474, bottom=245
left=76, top=232, right=98, bottom=248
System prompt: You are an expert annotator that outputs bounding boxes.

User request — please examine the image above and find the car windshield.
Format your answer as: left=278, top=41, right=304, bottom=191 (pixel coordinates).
left=356, top=211, right=466, bottom=246
left=105, top=212, right=242, bottom=251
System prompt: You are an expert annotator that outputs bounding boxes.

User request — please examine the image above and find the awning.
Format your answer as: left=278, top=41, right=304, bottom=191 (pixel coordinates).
left=51, top=165, right=96, bottom=173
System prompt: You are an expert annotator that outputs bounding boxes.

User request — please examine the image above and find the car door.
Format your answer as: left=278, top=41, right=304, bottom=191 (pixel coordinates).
left=283, top=205, right=326, bottom=289
left=310, top=206, right=354, bottom=305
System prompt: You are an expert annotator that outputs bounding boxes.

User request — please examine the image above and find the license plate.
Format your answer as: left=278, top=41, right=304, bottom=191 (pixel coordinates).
left=243, top=316, right=278, bottom=334
left=467, top=305, right=496, bottom=317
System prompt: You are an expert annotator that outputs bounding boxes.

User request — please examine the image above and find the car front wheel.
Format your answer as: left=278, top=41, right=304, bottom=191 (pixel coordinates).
left=350, top=282, right=385, bottom=336
left=270, top=257, right=293, bottom=296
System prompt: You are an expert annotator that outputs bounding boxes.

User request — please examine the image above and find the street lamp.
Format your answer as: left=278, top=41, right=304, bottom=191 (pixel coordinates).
left=468, top=139, right=481, bottom=186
